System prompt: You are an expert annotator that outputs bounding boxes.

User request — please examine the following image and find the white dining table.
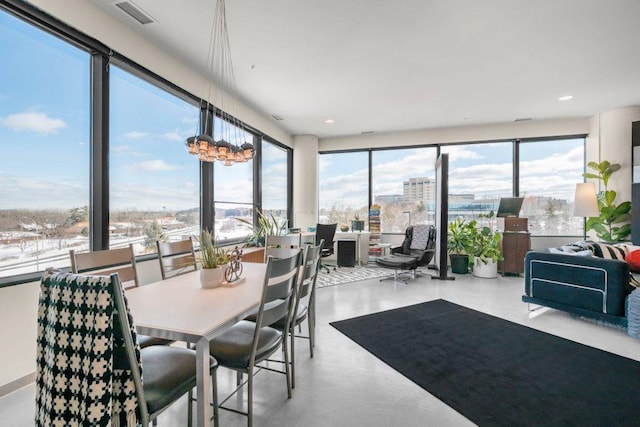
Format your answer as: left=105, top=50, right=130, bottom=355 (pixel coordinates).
left=126, top=262, right=267, bottom=426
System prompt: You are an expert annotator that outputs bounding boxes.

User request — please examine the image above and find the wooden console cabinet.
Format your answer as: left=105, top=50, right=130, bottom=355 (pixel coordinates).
left=499, top=231, right=531, bottom=275
left=498, top=217, right=530, bottom=276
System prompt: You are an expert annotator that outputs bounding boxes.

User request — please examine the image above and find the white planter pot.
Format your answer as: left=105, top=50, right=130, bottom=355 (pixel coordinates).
left=199, top=266, right=227, bottom=288
left=473, top=259, right=498, bottom=279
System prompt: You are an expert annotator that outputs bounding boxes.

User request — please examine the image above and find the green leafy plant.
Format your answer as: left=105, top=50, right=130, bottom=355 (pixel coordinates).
left=447, top=217, right=476, bottom=255
left=468, top=211, right=504, bottom=265
left=236, top=210, right=287, bottom=247
left=582, top=160, right=631, bottom=242
left=197, top=229, right=229, bottom=268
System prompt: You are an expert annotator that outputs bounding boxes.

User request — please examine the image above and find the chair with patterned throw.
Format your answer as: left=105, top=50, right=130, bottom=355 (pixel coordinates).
left=35, top=269, right=219, bottom=426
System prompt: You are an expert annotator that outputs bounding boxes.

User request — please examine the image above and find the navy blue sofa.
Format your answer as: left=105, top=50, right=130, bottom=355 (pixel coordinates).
left=522, top=251, right=633, bottom=326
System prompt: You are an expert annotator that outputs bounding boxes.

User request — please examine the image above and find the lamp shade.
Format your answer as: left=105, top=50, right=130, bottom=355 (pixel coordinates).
left=573, top=182, right=599, bottom=217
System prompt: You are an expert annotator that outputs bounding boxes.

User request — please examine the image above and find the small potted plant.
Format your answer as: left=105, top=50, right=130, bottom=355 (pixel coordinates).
left=351, top=213, right=365, bottom=232
left=447, top=217, right=475, bottom=274
left=197, top=229, right=230, bottom=288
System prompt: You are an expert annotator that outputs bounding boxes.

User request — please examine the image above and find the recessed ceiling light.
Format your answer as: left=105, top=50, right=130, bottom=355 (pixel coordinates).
left=324, top=119, right=335, bottom=124
left=361, top=131, right=375, bottom=135
left=558, top=95, right=573, bottom=101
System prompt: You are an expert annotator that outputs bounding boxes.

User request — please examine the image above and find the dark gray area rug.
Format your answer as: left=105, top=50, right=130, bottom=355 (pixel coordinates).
left=331, top=299, right=640, bottom=426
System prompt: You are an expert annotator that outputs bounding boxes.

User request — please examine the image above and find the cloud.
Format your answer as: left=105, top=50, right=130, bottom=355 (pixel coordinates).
left=0, top=173, right=86, bottom=209
left=161, top=131, right=184, bottom=142
left=111, top=144, right=148, bottom=157
left=132, top=160, right=179, bottom=171
left=2, top=111, right=66, bottom=134
left=123, top=131, right=149, bottom=139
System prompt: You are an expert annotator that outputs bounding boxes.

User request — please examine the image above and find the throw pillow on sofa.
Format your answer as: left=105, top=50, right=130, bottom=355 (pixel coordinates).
left=627, top=250, right=640, bottom=273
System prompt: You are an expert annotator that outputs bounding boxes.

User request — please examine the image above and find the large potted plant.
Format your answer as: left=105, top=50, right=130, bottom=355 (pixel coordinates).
left=197, top=229, right=230, bottom=288
left=447, top=217, right=475, bottom=274
left=468, top=215, right=503, bottom=279
left=582, top=160, right=631, bottom=242
left=236, top=209, right=287, bottom=247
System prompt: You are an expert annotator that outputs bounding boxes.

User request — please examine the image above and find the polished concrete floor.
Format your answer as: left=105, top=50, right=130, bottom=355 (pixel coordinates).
left=4, top=269, right=640, bottom=426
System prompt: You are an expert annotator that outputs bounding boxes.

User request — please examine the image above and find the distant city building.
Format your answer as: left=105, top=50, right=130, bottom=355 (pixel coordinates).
left=403, top=177, right=435, bottom=203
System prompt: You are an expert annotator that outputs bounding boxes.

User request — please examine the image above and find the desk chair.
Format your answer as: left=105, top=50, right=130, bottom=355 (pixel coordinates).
left=36, top=270, right=219, bottom=426
left=315, top=223, right=337, bottom=273
left=69, top=245, right=173, bottom=348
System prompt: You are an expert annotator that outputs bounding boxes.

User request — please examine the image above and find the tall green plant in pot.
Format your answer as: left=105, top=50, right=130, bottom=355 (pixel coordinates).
left=236, top=210, right=287, bottom=246
left=582, top=160, right=631, bottom=242
left=447, top=217, right=476, bottom=274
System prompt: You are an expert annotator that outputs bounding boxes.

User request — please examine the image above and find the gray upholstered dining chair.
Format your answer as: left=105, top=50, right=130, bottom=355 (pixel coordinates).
left=69, top=245, right=173, bottom=349
left=35, top=269, right=219, bottom=427
left=208, top=250, right=303, bottom=426
left=270, top=241, right=323, bottom=388
left=157, top=237, right=198, bottom=280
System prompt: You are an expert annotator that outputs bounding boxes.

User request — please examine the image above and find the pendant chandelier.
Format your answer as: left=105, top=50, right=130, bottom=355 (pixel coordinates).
left=184, top=0, right=254, bottom=165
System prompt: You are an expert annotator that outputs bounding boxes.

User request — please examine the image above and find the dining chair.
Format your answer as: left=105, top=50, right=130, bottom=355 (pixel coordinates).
left=157, top=237, right=198, bottom=280
left=69, top=245, right=173, bottom=349
left=271, top=240, right=323, bottom=388
left=208, top=250, right=303, bottom=426
left=35, top=269, right=219, bottom=427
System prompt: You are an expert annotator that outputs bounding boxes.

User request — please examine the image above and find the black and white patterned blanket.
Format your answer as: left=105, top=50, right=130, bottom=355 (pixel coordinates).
left=36, top=270, right=142, bottom=426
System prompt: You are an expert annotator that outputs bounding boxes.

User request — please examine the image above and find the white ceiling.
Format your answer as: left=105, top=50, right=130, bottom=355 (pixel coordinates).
left=89, top=0, right=640, bottom=139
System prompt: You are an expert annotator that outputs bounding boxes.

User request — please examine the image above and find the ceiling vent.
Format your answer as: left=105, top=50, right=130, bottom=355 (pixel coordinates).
left=514, top=117, right=533, bottom=122
left=271, top=114, right=284, bottom=121
left=361, top=131, right=375, bottom=135
left=114, top=1, right=155, bottom=25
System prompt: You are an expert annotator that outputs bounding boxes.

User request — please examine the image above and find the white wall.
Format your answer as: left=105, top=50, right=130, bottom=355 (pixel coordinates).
left=27, top=0, right=293, bottom=148
left=292, top=135, right=319, bottom=230
left=0, top=282, right=40, bottom=389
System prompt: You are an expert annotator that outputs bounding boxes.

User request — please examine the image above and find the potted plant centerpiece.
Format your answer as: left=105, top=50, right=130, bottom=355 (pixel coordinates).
left=447, top=217, right=475, bottom=274
left=197, top=229, right=230, bottom=288
left=468, top=211, right=503, bottom=278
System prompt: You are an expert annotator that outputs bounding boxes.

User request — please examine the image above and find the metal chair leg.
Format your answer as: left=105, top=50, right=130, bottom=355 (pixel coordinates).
left=211, top=368, right=219, bottom=427
left=187, top=389, right=193, bottom=427
left=290, top=324, right=296, bottom=389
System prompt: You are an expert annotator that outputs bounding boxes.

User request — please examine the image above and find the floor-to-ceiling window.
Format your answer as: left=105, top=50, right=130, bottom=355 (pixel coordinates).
left=261, top=139, right=289, bottom=226
left=0, top=4, right=291, bottom=285
left=318, top=137, right=585, bottom=237
left=519, top=138, right=585, bottom=235
left=318, top=151, right=369, bottom=230
left=441, top=141, right=514, bottom=225
left=109, top=65, right=200, bottom=255
left=212, top=116, right=255, bottom=242
left=372, top=147, right=438, bottom=233
left=0, top=10, right=90, bottom=278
